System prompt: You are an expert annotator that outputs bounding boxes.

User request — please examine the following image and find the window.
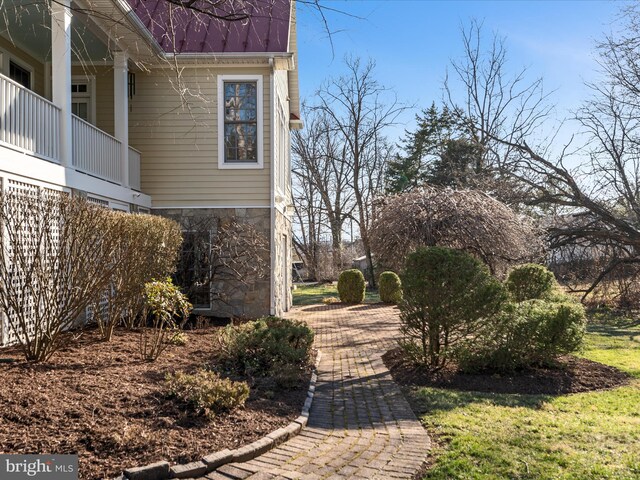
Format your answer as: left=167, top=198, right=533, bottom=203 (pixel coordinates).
left=71, top=79, right=95, bottom=123
left=176, top=231, right=211, bottom=309
left=9, top=61, right=31, bottom=89
left=218, top=75, right=263, bottom=169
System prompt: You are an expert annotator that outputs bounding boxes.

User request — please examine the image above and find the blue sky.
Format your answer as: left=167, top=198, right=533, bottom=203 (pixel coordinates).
left=296, top=0, right=629, bottom=146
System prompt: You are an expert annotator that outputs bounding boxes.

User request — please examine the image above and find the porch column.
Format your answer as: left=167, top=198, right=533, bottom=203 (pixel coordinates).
left=51, top=0, right=72, bottom=167
left=113, top=51, right=129, bottom=187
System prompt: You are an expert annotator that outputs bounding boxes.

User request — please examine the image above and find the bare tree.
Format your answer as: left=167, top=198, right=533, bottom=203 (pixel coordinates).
left=445, top=19, right=552, bottom=204
left=292, top=107, right=355, bottom=277
left=484, top=4, right=640, bottom=300
left=174, top=215, right=269, bottom=314
left=316, top=57, right=407, bottom=285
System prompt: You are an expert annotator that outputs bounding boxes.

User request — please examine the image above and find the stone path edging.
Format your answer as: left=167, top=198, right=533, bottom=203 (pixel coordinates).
left=115, top=351, right=322, bottom=480
left=199, top=304, right=431, bottom=480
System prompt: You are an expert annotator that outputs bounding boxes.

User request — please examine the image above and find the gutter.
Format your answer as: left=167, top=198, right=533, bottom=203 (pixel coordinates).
left=269, top=57, right=276, bottom=316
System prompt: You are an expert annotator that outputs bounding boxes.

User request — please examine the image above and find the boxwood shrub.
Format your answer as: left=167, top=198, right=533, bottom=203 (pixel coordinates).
left=217, top=316, right=314, bottom=378
left=379, top=271, right=402, bottom=304
left=337, top=269, right=366, bottom=303
left=505, top=263, right=557, bottom=301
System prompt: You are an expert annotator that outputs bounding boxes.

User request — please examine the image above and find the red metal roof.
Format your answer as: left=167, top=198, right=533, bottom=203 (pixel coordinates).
left=127, top=0, right=291, bottom=54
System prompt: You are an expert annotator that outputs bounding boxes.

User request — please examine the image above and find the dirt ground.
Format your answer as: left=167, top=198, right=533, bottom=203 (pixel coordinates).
left=383, top=348, right=631, bottom=395
left=0, top=326, right=310, bottom=479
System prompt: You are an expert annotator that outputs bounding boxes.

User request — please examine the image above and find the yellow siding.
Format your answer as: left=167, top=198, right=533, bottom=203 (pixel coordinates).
left=0, top=36, right=45, bottom=97
left=72, top=65, right=115, bottom=136
left=130, top=67, right=272, bottom=207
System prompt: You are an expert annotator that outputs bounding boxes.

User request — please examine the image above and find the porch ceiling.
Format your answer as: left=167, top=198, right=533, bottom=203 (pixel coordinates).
left=0, top=1, right=111, bottom=63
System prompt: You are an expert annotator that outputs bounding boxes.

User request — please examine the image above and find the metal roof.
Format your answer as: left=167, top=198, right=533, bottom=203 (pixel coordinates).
left=126, top=0, right=291, bottom=54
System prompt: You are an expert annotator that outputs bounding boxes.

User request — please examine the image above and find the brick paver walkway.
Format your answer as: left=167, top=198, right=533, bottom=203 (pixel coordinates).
left=201, top=304, right=430, bottom=480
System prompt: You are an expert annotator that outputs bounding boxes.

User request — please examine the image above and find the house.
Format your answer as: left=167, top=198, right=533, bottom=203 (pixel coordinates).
left=0, top=0, right=299, bottom=332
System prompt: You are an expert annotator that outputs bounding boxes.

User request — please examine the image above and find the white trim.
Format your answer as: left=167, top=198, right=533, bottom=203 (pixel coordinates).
left=269, top=61, right=276, bottom=316
left=0, top=144, right=152, bottom=208
left=217, top=74, right=264, bottom=170
left=71, top=75, right=96, bottom=124
left=150, top=205, right=270, bottom=210
left=0, top=46, right=35, bottom=90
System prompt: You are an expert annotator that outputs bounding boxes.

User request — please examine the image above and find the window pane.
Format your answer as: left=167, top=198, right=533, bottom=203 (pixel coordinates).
left=224, top=124, right=257, bottom=162
left=72, top=102, right=89, bottom=121
left=223, top=81, right=258, bottom=163
left=9, top=61, right=30, bottom=89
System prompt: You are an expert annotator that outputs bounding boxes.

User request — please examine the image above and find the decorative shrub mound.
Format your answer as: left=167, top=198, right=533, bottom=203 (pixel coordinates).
left=379, top=271, right=403, bottom=304
left=460, top=298, right=586, bottom=372
left=337, top=269, right=366, bottom=303
left=399, top=247, right=506, bottom=369
left=505, top=263, right=557, bottom=301
left=217, top=316, right=314, bottom=380
left=165, top=370, right=249, bottom=419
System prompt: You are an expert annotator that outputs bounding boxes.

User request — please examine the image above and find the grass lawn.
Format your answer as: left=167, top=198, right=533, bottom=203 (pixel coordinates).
left=292, top=282, right=380, bottom=306
left=410, top=313, right=640, bottom=480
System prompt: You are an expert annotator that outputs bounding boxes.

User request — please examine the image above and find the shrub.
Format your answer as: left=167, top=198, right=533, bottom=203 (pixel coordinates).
left=379, top=271, right=403, bottom=304
left=461, top=298, right=586, bottom=372
left=91, top=213, right=182, bottom=340
left=217, top=316, right=314, bottom=377
left=139, top=278, right=192, bottom=361
left=399, top=247, right=506, bottom=369
left=165, top=370, right=249, bottom=418
left=505, top=263, right=557, bottom=302
left=337, top=269, right=366, bottom=303
left=0, top=192, right=124, bottom=361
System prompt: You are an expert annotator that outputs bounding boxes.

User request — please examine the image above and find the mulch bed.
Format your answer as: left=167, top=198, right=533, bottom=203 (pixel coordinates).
left=0, top=326, right=311, bottom=480
left=383, top=347, right=631, bottom=395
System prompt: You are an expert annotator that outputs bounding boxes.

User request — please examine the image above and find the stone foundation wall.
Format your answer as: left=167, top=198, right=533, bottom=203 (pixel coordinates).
left=154, top=207, right=271, bottom=319
left=273, top=209, right=293, bottom=316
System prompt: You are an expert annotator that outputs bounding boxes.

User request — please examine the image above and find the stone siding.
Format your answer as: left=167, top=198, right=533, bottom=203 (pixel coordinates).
left=155, top=207, right=271, bottom=319
left=273, top=209, right=293, bottom=316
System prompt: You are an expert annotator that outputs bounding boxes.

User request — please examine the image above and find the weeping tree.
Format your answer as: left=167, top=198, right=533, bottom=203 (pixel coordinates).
left=370, top=187, right=544, bottom=276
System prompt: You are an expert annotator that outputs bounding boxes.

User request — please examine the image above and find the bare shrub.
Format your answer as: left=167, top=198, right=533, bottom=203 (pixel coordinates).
left=175, top=216, right=269, bottom=311
left=0, top=191, right=121, bottom=361
left=91, top=214, right=182, bottom=339
left=370, top=187, right=543, bottom=276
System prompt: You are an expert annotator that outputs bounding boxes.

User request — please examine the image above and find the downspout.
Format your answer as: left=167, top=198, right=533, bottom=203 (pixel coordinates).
left=269, top=57, right=276, bottom=316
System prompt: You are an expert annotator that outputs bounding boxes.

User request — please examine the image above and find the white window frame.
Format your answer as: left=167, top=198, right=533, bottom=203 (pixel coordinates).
left=217, top=74, right=264, bottom=170
left=0, top=48, right=34, bottom=90
left=71, top=75, right=97, bottom=124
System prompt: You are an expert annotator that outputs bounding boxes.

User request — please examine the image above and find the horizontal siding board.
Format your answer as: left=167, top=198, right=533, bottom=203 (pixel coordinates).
left=130, top=66, right=272, bottom=207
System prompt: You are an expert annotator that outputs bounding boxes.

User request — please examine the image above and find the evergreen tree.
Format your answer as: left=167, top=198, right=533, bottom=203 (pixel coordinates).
left=386, top=103, right=481, bottom=193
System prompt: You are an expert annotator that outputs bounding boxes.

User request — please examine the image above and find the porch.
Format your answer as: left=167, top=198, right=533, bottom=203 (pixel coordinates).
left=0, top=0, right=141, bottom=192
left=0, top=72, right=140, bottom=190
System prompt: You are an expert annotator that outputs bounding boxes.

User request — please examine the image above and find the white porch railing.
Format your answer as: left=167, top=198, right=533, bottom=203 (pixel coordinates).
left=128, top=147, right=141, bottom=191
left=0, top=73, right=60, bottom=161
left=72, top=114, right=122, bottom=184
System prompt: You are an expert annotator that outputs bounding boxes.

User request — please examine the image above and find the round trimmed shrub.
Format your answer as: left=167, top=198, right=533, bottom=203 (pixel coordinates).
left=505, top=263, right=557, bottom=302
left=337, top=269, right=366, bottom=304
left=379, top=271, right=402, bottom=304
left=399, top=247, right=506, bottom=369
